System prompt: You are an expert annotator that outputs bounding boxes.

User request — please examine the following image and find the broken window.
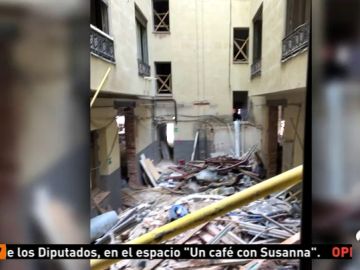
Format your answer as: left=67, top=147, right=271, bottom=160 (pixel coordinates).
left=153, top=0, right=170, bottom=32
left=285, top=0, right=310, bottom=35
left=136, top=6, right=150, bottom=76
left=155, top=62, right=172, bottom=95
left=91, top=0, right=109, bottom=34
left=233, top=28, right=249, bottom=63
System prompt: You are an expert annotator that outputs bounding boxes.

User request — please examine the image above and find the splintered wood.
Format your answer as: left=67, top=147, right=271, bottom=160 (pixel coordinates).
left=108, top=151, right=302, bottom=269
left=140, top=154, right=160, bottom=187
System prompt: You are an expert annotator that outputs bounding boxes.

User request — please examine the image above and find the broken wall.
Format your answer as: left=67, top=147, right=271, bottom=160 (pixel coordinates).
left=281, top=90, right=306, bottom=171
left=151, top=0, right=243, bottom=157
left=91, top=105, right=123, bottom=210
left=248, top=90, right=306, bottom=176
left=212, top=123, right=262, bottom=156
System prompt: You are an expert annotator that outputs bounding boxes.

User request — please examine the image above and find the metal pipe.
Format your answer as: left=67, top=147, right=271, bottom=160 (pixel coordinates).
left=208, top=223, right=233, bottom=244
left=153, top=98, right=178, bottom=124
left=90, top=165, right=302, bottom=270
left=260, top=214, right=296, bottom=235
left=234, top=120, right=240, bottom=157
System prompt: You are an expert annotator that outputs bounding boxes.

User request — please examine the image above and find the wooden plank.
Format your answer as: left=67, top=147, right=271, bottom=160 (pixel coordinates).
left=199, top=232, right=214, bottom=243
left=91, top=197, right=106, bottom=213
left=191, top=131, right=199, bottom=161
left=206, top=224, right=234, bottom=244
left=140, top=155, right=158, bottom=187
left=281, top=232, right=300, bottom=244
left=93, top=190, right=110, bottom=205
left=218, top=225, right=247, bottom=244
left=174, top=259, right=250, bottom=270
left=241, top=232, right=300, bottom=270
left=144, top=158, right=160, bottom=181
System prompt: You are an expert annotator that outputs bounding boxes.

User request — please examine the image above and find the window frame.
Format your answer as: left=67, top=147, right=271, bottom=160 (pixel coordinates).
left=252, top=5, right=263, bottom=63
left=285, top=0, right=310, bottom=36
left=90, top=0, right=110, bottom=35
left=135, top=6, right=150, bottom=76
left=152, top=0, right=170, bottom=33
left=233, top=27, right=250, bottom=64
left=155, top=61, right=172, bottom=95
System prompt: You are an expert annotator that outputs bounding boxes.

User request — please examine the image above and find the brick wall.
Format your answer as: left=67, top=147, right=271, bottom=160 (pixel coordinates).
left=267, top=105, right=278, bottom=177
left=123, top=107, right=141, bottom=186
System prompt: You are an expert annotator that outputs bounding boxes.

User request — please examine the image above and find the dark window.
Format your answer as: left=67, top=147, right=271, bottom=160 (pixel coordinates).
left=91, top=0, right=109, bottom=34
left=252, top=6, right=263, bottom=62
left=251, top=5, right=262, bottom=78
left=285, top=0, right=310, bottom=35
left=136, top=9, right=148, bottom=64
left=136, top=6, right=150, bottom=76
left=153, top=0, right=170, bottom=32
left=155, top=62, right=172, bottom=95
left=233, top=28, right=249, bottom=63
left=233, top=91, right=249, bottom=121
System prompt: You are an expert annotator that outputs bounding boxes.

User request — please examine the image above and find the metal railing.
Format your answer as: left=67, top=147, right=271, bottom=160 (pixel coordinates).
left=90, top=25, right=115, bottom=62
left=251, top=59, right=261, bottom=78
left=282, top=22, right=309, bottom=61
left=138, top=59, right=151, bottom=76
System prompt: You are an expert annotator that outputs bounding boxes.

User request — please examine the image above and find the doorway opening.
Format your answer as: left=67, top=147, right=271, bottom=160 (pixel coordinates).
left=268, top=104, right=285, bottom=177
left=116, top=115, right=128, bottom=179
left=233, top=91, right=248, bottom=121
left=158, top=122, right=174, bottom=160
left=117, top=107, right=139, bottom=185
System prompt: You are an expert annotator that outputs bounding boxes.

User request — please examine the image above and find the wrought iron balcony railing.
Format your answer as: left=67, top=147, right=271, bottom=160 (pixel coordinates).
left=138, top=59, right=151, bottom=76
left=251, top=60, right=261, bottom=78
left=90, top=25, right=115, bottom=62
left=282, top=22, right=309, bottom=61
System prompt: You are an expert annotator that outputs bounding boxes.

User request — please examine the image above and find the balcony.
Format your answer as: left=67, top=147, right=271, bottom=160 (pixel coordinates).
left=90, top=25, right=115, bottom=62
left=251, top=60, right=261, bottom=78
left=282, top=22, right=309, bottom=61
left=138, top=59, right=151, bottom=76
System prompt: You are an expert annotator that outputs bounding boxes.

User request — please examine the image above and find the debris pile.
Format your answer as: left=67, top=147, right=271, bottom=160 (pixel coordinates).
left=92, top=147, right=302, bottom=270
left=140, top=146, right=264, bottom=197
left=105, top=192, right=301, bottom=270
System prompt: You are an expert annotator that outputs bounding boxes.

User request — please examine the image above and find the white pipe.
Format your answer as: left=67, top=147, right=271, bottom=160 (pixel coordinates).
left=234, top=120, right=240, bottom=157
left=241, top=122, right=245, bottom=155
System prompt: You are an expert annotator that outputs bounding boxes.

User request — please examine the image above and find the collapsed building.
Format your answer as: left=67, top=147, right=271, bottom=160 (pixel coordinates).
left=90, top=0, right=309, bottom=269
left=90, top=0, right=309, bottom=211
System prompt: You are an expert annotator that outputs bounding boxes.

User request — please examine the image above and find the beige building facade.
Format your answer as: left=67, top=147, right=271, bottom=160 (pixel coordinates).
left=90, top=0, right=309, bottom=212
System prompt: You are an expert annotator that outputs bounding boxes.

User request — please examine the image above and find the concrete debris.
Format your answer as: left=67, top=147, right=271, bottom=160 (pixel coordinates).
left=94, top=148, right=301, bottom=269
left=195, top=169, right=220, bottom=182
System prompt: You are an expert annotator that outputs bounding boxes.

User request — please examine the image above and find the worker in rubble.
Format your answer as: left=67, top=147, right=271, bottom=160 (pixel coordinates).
left=232, top=108, right=242, bottom=122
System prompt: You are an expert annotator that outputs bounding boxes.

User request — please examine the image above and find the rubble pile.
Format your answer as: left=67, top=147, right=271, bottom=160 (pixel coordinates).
left=93, top=147, right=302, bottom=270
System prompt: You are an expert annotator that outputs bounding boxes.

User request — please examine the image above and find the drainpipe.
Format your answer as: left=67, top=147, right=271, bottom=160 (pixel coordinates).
left=234, top=120, right=240, bottom=157
left=152, top=98, right=178, bottom=124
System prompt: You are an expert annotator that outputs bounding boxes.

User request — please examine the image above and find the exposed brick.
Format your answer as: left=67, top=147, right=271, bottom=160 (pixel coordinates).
left=267, top=105, right=278, bottom=177
left=123, top=107, right=141, bottom=186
